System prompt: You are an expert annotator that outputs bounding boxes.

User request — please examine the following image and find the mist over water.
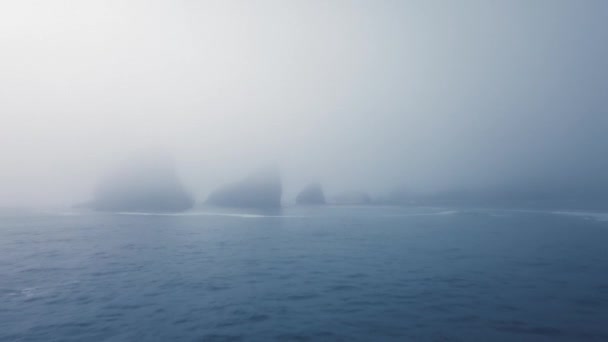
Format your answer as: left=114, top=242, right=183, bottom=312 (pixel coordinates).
left=3, top=3, right=608, bottom=341
left=1, top=1, right=607, bottom=208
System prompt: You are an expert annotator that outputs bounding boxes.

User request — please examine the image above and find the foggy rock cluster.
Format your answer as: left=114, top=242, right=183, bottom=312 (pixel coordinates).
left=87, top=151, right=365, bottom=212
left=82, top=147, right=608, bottom=212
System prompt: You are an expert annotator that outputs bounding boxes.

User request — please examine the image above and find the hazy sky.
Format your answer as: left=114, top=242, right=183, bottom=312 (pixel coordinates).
left=1, top=1, right=607, bottom=206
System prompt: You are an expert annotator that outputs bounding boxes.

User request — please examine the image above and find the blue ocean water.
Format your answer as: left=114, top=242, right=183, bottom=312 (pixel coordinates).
left=1, top=206, right=608, bottom=341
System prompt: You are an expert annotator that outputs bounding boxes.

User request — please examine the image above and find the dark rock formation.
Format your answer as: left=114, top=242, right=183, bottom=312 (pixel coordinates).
left=296, top=182, right=326, bottom=205
left=89, top=150, right=194, bottom=212
left=207, top=166, right=282, bottom=208
left=332, top=191, right=372, bottom=205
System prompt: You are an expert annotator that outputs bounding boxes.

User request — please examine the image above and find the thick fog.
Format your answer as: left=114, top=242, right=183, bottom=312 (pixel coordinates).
left=1, top=1, right=607, bottom=207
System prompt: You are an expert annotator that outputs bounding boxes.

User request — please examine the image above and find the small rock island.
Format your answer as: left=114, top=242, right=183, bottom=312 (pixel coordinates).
left=296, top=182, right=326, bottom=205
left=207, top=166, right=282, bottom=208
left=88, top=150, right=194, bottom=212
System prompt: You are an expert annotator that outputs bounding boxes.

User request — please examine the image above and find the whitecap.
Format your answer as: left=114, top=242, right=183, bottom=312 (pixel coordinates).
left=552, top=211, right=608, bottom=221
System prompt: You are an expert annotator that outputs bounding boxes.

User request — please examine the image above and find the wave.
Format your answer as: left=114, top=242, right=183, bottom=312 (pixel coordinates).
left=50, top=208, right=463, bottom=219
left=380, top=210, right=461, bottom=217
left=552, top=211, right=608, bottom=221
left=114, top=211, right=305, bottom=218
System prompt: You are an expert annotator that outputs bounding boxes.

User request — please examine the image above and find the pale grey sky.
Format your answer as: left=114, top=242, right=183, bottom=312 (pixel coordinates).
left=1, top=1, right=607, bottom=206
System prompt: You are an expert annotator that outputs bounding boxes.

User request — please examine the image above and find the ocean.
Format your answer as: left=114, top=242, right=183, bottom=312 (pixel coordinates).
left=1, top=206, right=607, bottom=341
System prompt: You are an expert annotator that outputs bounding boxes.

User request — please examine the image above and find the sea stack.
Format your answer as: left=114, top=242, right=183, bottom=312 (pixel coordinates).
left=296, top=182, right=326, bottom=205
left=207, top=166, right=282, bottom=208
left=89, top=150, right=194, bottom=212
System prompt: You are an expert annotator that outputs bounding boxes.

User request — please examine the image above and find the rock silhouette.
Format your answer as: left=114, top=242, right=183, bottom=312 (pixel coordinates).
left=89, top=150, right=194, bottom=212
left=207, top=166, right=282, bottom=208
left=296, top=182, right=326, bottom=205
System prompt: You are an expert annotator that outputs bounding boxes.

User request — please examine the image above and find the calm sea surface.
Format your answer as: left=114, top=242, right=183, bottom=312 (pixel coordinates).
left=1, top=206, right=608, bottom=341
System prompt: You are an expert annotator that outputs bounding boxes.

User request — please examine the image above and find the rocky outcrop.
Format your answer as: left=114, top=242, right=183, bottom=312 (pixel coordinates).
left=296, top=182, right=326, bottom=205
left=207, top=166, right=282, bottom=208
left=89, top=150, right=194, bottom=212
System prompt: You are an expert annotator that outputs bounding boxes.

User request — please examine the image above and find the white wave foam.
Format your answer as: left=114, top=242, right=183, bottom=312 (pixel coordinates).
left=53, top=209, right=461, bottom=219
left=552, top=211, right=608, bottom=221
left=115, top=211, right=304, bottom=218
left=435, top=210, right=460, bottom=215
left=380, top=210, right=461, bottom=217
